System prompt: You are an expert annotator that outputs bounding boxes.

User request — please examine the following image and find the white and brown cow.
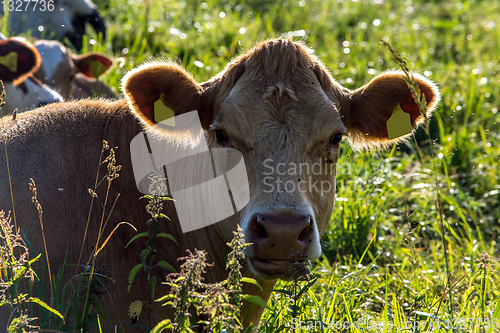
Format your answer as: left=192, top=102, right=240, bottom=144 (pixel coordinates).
left=34, top=39, right=115, bottom=99
left=0, top=39, right=439, bottom=331
left=0, top=36, right=63, bottom=115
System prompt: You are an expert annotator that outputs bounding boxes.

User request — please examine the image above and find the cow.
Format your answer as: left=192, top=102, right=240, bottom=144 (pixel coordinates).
left=34, top=40, right=115, bottom=99
left=0, top=36, right=63, bottom=115
left=0, top=39, right=440, bottom=332
left=0, top=0, right=106, bottom=51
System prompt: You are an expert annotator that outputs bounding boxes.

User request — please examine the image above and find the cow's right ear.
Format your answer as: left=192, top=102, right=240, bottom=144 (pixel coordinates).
left=0, top=37, right=41, bottom=84
left=122, top=62, right=204, bottom=127
left=340, top=71, right=440, bottom=150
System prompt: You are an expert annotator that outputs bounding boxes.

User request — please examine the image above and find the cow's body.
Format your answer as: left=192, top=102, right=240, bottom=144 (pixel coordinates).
left=0, top=39, right=440, bottom=332
left=3, top=76, right=63, bottom=115
left=0, top=100, right=268, bottom=331
left=0, top=101, right=235, bottom=330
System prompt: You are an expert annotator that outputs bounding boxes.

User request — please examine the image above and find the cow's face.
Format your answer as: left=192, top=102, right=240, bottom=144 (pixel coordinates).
left=34, top=40, right=113, bottom=100
left=207, top=69, right=346, bottom=279
left=34, top=41, right=74, bottom=99
left=123, top=39, right=440, bottom=281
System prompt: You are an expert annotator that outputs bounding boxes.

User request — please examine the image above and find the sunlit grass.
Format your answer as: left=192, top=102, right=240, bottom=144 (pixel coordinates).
left=2, top=0, right=499, bottom=331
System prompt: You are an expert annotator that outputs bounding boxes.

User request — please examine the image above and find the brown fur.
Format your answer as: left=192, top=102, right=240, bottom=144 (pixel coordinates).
left=0, top=39, right=439, bottom=332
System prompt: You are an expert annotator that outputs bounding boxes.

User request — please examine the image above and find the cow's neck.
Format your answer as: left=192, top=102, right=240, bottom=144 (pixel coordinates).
left=241, top=278, right=277, bottom=331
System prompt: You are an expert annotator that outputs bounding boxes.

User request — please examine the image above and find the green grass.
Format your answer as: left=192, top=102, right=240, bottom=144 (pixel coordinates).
left=2, top=0, right=500, bottom=331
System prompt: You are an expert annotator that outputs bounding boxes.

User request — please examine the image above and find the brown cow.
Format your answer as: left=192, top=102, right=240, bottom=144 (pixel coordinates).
left=0, top=39, right=440, bottom=332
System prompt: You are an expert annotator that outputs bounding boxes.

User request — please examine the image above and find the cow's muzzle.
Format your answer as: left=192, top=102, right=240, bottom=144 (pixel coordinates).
left=246, top=212, right=318, bottom=279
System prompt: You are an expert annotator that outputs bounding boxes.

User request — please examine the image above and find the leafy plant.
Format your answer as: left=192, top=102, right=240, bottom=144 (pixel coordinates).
left=154, top=225, right=262, bottom=333
left=0, top=210, right=63, bottom=332
left=126, top=169, right=177, bottom=330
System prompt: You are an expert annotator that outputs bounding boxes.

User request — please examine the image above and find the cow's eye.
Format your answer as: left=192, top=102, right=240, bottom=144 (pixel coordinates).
left=330, top=133, right=343, bottom=145
left=215, top=130, right=228, bottom=143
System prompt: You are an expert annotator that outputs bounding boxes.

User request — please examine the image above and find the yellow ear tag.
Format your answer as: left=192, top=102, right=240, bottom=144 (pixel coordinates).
left=88, top=59, right=106, bottom=78
left=154, top=98, right=175, bottom=126
left=0, top=51, right=18, bottom=72
left=387, top=105, right=413, bottom=139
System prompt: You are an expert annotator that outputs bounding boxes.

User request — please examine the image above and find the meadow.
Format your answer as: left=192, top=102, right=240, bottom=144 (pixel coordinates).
left=2, top=0, right=500, bottom=332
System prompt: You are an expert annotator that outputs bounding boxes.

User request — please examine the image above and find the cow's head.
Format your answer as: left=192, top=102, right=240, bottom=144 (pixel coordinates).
left=122, top=39, right=439, bottom=280
left=34, top=40, right=113, bottom=99
left=0, top=37, right=63, bottom=115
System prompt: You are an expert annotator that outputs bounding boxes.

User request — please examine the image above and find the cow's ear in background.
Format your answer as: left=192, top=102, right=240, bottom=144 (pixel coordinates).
left=0, top=37, right=41, bottom=85
left=72, top=53, right=113, bottom=78
left=339, top=71, right=440, bottom=150
left=122, top=62, right=203, bottom=127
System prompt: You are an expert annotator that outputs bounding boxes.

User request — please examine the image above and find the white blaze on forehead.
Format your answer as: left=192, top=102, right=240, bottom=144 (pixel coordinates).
left=34, top=41, right=69, bottom=80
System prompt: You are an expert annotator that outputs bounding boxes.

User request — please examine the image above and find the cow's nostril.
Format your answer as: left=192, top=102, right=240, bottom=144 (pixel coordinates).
left=252, top=216, right=268, bottom=241
left=297, top=217, right=313, bottom=243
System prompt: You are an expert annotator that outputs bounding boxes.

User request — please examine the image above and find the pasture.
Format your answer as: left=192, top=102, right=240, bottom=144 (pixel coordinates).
left=1, top=0, right=499, bottom=332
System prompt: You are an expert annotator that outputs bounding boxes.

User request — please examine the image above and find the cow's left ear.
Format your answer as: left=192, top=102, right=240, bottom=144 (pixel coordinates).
left=122, top=61, right=207, bottom=127
left=340, top=71, right=440, bottom=150
left=72, top=53, right=113, bottom=78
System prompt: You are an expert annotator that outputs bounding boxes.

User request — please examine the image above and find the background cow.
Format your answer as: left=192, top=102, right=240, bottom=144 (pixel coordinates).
left=34, top=40, right=115, bottom=99
left=0, top=0, right=106, bottom=51
left=0, top=35, right=62, bottom=115
left=0, top=39, right=439, bottom=331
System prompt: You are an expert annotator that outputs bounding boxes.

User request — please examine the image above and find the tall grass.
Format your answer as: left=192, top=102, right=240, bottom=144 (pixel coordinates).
left=1, top=0, right=499, bottom=331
